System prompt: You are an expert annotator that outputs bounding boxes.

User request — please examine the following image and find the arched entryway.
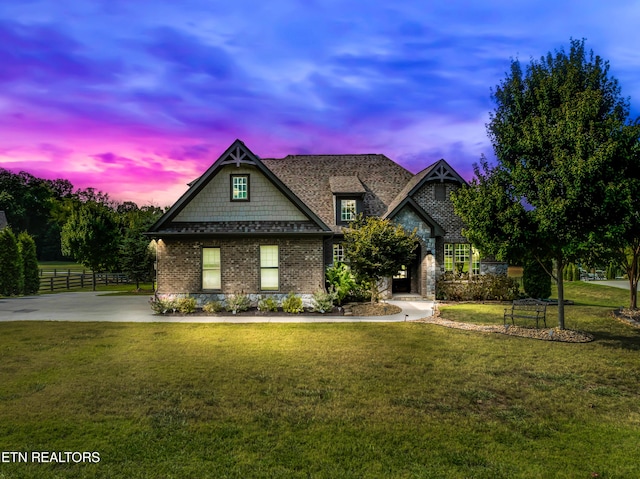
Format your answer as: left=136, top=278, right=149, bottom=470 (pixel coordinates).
left=392, top=244, right=421, bottom=294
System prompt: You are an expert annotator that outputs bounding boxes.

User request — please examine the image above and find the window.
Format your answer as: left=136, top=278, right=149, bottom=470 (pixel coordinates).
left=340, top=199, right=357, bottom=222
left=444, top=243, right=453, bottom=272
left=455, top=244, right=470, bottom=272
left=231, top=174, right=249, bottom=201
left=434, top=184, right=446, bottom=201
left=444, top=243, right=477, bottom=274
left=202, top=247, right=221, bottom=289
left=333, top=243, right=344, bottom=263
left=472, top=247, right=480, bottom=275
left=393, top=265, right=407, bottom=279
left=260, top=245, right=279, bottom=290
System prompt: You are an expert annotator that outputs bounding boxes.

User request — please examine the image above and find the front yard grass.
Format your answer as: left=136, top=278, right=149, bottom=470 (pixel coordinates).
left=1, top=282, right=639, bottom=478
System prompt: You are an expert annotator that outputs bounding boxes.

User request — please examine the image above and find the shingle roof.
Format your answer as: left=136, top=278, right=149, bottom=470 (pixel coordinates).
left=148, top=140, right=463, bottom=238
left=262, top=155, right=414, bottom=232
left=328, top=176, right=366, bottom=194
left=155, top=220, right=325, bottom=235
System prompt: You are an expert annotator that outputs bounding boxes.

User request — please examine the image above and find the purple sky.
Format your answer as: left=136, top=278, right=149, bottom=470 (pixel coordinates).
left=1, top=1, right=639, bottom=206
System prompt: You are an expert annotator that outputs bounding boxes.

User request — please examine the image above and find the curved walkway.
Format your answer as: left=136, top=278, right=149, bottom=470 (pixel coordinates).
left=0, top=292, right=434, bottom=323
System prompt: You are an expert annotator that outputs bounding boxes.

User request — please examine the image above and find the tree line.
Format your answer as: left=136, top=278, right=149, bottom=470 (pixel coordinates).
left=0, top=169, right=164, bottom=293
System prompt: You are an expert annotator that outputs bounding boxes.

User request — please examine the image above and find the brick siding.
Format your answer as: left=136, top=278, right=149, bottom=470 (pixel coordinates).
left=156, top=236, right=325, bottom=295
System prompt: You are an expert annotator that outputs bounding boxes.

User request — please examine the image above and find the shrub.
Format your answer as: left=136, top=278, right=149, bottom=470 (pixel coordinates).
left=177, top=297, right=197, bottom=314
left=225, top=293, right=250, bottom=314
left=436, top=273, right=519, bottom=301
left=0, top=227, right=23, bottom=296
left=149, top=296, right=178, bottom=314
left=282, top=292, right=304, bottom=313
left=257, top=296, right=279, bottom=312
left=343, top=281, right=373, bottom=303
left=202, top=301, right=224, bottom=313
left=522, top=258, right=551, bottom=299
left=572, top=263, right=580, bottom=282
left=18, top=232, right=39, bottom=295
left=311, top=290, right=335, bottom=313
left=325, top=263, right=356, bottom=305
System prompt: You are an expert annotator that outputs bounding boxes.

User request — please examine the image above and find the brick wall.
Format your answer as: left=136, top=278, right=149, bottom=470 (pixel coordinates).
left=156, top=236, right=325, bottom=295
left=412, top=182, right=467, bottom=269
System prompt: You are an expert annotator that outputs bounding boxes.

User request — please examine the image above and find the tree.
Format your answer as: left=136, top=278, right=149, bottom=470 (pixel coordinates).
left=342, top=215, right=417, bottom=303
left=117, top=203, right=163, bottom=289
left=0, top=228, right=23, bottom=296
left=452, top=39, right=638, bottom=329
left=522, top=257, right=552, bottom=299
left=17, top=231, right=40, bottom=295
left=585, top=133, right=640, bottom=308
left=61, top=202, right=121, bottom=289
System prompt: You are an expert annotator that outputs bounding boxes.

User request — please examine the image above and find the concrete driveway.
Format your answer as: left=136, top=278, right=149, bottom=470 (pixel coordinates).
left=594, top=280, right=631, bottom=290
left=0, top=292, right=434, bottom=323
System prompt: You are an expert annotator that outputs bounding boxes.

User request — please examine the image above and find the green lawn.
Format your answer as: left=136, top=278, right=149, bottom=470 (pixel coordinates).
left=1, top=283, right=639, bottom=478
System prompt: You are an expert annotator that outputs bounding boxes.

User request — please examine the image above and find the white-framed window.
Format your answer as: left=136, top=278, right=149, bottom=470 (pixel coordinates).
left=444, top=243, right=479, bottom=274
left=444, top=243, right=454, bottom=272
left=340, top=199, right=357, bottom=222
left=333, top=243, right=345, bottom=263
left=231, top=174, right=249, bottom=201
left=202, top=247, right=221, bottom=289
left=455, top=244, right=470, bottom=272
left=260, top=245, right=279, bottom=291
left=472, top=247, right=480, bottom=275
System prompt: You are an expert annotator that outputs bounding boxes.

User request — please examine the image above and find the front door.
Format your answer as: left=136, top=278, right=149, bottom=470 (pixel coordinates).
left=392, top=265, right=410, bottom=293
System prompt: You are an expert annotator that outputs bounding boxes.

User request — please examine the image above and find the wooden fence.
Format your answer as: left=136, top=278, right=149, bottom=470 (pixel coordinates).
left=39, top=270, right=131, bottom=292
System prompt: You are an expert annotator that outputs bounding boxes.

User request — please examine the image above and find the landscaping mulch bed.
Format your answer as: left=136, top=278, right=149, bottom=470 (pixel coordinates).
left=416, top=316, right=594, bottom=342
left=348, top=303, right=402, bottom=316
left=418, top=305, right=594, bottom=343
left=612, top=308, right=640, bottom=329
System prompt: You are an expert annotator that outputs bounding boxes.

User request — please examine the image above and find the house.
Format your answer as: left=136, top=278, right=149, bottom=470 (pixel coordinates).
left=146, top=139, right=505, bottom=305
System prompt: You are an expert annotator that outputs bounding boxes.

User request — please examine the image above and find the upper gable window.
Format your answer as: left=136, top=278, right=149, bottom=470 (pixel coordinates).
left=434, top=184, right=446, bottom=201
left=231, top=174, right=249, bottom=201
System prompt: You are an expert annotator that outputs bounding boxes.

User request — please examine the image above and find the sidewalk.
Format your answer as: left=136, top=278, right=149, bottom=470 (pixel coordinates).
left=0, top=292, right=434, bottom=323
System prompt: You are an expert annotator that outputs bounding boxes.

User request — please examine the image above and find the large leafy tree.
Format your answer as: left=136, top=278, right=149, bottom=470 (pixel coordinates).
left=342, top=215, right=417, bottom=303
left=61, top=201, right=122, bottom=289
left=452, top=39, right=639, bottom=329
left=592, top=136, right=640, bottom=308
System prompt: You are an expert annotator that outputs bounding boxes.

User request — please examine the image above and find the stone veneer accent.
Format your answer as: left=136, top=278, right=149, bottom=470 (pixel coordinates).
left=392, top=205, right=437, bottom=299
left=156, top=236, right=325, bottom=299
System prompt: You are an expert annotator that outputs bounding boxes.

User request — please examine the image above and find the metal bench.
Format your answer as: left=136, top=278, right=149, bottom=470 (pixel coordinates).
left=503, top=298, right=547, bottom=328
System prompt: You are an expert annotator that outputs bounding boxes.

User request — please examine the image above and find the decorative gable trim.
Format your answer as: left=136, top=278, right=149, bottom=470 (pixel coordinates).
left=147, top=139, right=331, bottom=234
left=219, top=143, right=257, bottom=167
left=384, top=197, right=446, bottom=237
left=419, top=159, right=466, bottom=186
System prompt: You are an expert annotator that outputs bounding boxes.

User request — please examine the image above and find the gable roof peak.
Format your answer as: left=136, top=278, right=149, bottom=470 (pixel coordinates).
left=147, top=139, right=331, bottom=234
left=418, top=158, right=466, bottom=185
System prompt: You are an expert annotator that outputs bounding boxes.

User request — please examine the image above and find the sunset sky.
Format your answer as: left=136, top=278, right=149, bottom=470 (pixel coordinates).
left=1, top=1, right=639, bottom=206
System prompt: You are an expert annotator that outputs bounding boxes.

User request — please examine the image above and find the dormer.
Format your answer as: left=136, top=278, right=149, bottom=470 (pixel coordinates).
left=329, top=176, right=366, bottom=225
